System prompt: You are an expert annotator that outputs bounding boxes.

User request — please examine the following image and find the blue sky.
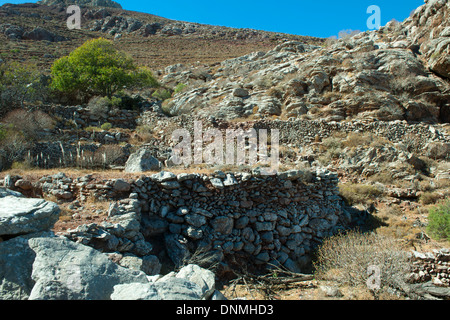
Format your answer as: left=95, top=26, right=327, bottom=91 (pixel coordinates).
left=0, top=0, right=425, bottom=38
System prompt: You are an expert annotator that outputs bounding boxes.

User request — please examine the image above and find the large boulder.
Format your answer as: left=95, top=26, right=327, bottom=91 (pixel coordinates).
left=0, top=232, right=52, bottom=300
left=0, top=196, right=60, bottom=237
left=124, top=148, right=162, bottom=173
left=27, top=236, right=149, bottom=300
left=176, top=264, right=216, bottom=296
left=111, top=277, right=203, bottom=300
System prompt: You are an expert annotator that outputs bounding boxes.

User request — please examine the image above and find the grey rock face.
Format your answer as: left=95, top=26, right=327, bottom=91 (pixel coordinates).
left=28, top=237, right=149, bottom=300
left=0, top=196, right=60, bottom=237
left=118, top=254, right=162, bottom=276
left=111, top=276, right=204, bottom=300
left=0, top=232, right=52, bottom=300
left=153, top=277, right=203, bottom=300
left=110, top=282, right=160, bottom=300
left=22, top=27, right=67, bottom=42
left=176, top=264, right=215, bottom=296
left=0, top=188, right=24, bottom=198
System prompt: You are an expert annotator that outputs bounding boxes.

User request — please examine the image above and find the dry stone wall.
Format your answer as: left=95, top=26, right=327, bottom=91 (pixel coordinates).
left=3, top=168, right=348, bottom=273
left=134, top=168, right=346, bottom=272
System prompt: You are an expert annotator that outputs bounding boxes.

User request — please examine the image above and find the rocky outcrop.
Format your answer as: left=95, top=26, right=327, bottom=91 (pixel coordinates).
left=22, top=27, right=67, bottom=42
left=403, top=0, right=450, bottom=80
left=0, top=189, right=60, bottom=237
left=0, top=189, right=222, bottom=300
left=153, top=0, right=450, bottom=124
left=0, top=24, right=67, bottom=42
left=38, top=0, right=122, bottom=9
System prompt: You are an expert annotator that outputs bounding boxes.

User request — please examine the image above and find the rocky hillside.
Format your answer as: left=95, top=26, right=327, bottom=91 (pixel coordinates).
left=38, top=0, right=122, bottom=9
left=161, top=0, right=450, bottom=123
left=0, top=0, right=449, bottom=301
left=0, top=2, right=323, bottom=71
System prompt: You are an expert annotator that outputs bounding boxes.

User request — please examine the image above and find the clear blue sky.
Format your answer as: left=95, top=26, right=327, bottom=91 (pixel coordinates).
left=1, top=0, right=425, bottom=38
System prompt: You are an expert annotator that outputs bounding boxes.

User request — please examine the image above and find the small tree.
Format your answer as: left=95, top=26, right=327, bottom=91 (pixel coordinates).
left=50, top=38, right=158, bottom=100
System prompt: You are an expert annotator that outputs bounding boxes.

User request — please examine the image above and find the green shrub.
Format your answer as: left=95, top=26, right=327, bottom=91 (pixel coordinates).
left=50, top=38, right=159, bottom=100
left=173, top=83, right=187, bottom=95
left=152, top=88, right=173, bottom=101
left=101, top=122, right=112, bottom=131
left=427, top=200, right=450, bottom=240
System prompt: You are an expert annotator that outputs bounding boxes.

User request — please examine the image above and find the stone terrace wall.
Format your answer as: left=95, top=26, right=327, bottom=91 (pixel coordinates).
left=141, top=114, right=450, bottom=151
left=2, top=168, right=347, bottom=272
left=135, top=168, right=346, bottom=272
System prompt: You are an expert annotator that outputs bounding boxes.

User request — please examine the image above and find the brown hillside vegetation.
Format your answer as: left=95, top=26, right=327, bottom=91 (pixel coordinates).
left=0, top=2, right=324, bottom=71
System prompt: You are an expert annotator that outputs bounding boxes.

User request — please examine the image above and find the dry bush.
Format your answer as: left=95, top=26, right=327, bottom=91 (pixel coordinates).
left=339, top=183, right=383, bottom=206
left=1, top=109, right=55, bottom=140
left=314, top=231, right=410, bottom=295
left=419, top=191, right=442, bottom=205
left=0, top=122, right=29, bottom=166
left=342, top=132, right=389, bottom=149
left=266, top=86, right=283, bottom=99
left=134, top=125, right=154, bottom=143
left=87, top=96, right=110, bottom=115
left=318, top=136, right=343, bottom=165
left=179, top=246, right=221, bottom=272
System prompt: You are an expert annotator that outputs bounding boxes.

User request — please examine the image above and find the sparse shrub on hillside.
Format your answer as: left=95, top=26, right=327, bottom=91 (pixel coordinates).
left=88, top=96, right=111, bottom=115
left=427, top=200, right=450, bottom=241
left=314, top=231, right=410, bottom=295
left=267, top=86, right=283, bottom=99
left=152, top=88, right=173, bottom=101
left=1, top=109, right=55, bottom=141
left=0, top=61, right=46, bottom=116
left=134, top=125, right=154, bottom=143
left=173, top=83, right=187, bottom=95
left=0, top=109, right=56, bottom=168
left=0, top=123, right=29, bottom=166
left=339, top=183, right=383, bottom=206
left=343, top=132, right=389, bottom=149
left=50, top=38, right=159, bottom=101
left=419, top=191, right=441, bottom=205
left=101, top=122, right=112, bottom=131
left=88, top=96, right=124, bottom=115
left=338, top=29, right=361, bottom=39
left=318, top=136, right=343, bottom=164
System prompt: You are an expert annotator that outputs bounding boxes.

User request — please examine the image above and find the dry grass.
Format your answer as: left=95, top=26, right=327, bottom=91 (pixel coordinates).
left=0, top=168, right=144, bottom=181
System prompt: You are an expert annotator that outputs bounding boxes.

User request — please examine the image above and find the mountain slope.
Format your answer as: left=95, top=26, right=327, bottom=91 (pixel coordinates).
left=0, top=2, right=324, bottom=71
left=160, top=0, right=450, bottom=123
